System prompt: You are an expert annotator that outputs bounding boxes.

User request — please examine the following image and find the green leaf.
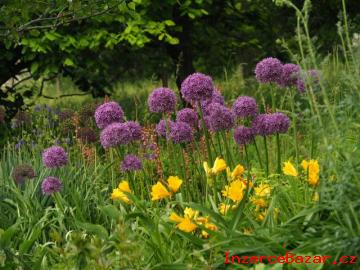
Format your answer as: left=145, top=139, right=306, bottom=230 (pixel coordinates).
left=63, top=58, right=75, bottom=67
left=128, top=2, right=136, bottom=10
left=164, top=20, right=175, bottom=26
left=76, top=222, right=108, bottom=239
left=100, top=205, right=121, bottom=220
left=30, top=62, right=39, bottom=74
left=0, top=223, right=19, bottom=248
left=19, top=227, right=42, bottom=254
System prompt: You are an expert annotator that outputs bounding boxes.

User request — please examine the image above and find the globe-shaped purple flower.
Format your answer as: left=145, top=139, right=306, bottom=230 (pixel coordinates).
left=255, top=57, right=283, bottom=84
left=41, top=176, right=62, bottom=195
left=148, top=87, right=177, bottom=113
left=181, top=73, right=215, bottom=103
left=296, top=78, right=305, bottom=93
left=271, top=112, right=290, bottom=134
left=121, top=154, right=142, bottom=172
left=200, top=90, right=225, bottom=115
left=169, top=121, right=193, bottom=144
left=176, top=108, right=198, bottom=128
left=252, top=113, right=290, bottom=136
left=42, top=146, right=68, bottom=168
left=124, top=121, right=143, bottom=141
left=278, top=63, right=301, bottom=87
left=206, top=103, right=235, bottom=132
left=234, top=126, right=254, bottom=145
left=252, top=114, right=276, bottom=136
left=95, top=102, right=124, bottom=129
left=155, top=119, right=175, bottom=138
left=232, top=96, right=258, bottom=119
left=100, top=123, right=131, bottom=149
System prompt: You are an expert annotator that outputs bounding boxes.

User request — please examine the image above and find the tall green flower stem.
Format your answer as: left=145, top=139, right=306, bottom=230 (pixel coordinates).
left=276, top=133, right=281, bottom=174
left=109, top=148, right=115, bottom=188
left=221, top=131, right=234, bottom=168
left=164, top=115, right=178, bottom=175
left=197, top=102, right=214, bottom=164
left=253, top=138, right=264, bottom=171
left=289, top=89, right=299, bottom=165
left=263, top=136, right=269, bottom=177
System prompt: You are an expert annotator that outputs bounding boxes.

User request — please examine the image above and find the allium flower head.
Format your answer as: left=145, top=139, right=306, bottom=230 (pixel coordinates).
left=169, top=121, right=193, bottom=144
left=200, top=90, right=225, bottom=115
left=176, top=108, right=198, bottom=128
left=278, top=63, right=301, bottom=87
left=234, top=126, right=254, bottom=145
left=76, top=127, right=97, bottom=143
left=255, top=57, right=283, bottom=84
left=121, top=154, right=142, bottom=172
left=156, top=119, right=175, bottom=138
left=42, top=146, right=68, bottom=168
left=148, top=87, right=177, bottom=113
left=271, top=112, right=290, bottom=134
left=206, top=103, right=235, bottom=132
left=100, top=122, right=131, bottom=148
left=95, top=101, right=124, bottom=129
left=181, top=72, right=215, bottom=103
left=124, top=121, right=142, bottom=141
left=232, top=96, right=258, bottom=119
left=252, top=113, right=290, bottom=136
left=12, top=164, right=36, bottom=184
left=41, top=176, right=62, bottom=195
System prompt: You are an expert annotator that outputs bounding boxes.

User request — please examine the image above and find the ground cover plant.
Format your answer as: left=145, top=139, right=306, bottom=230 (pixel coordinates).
left=1, top=0, right=360, bottom=270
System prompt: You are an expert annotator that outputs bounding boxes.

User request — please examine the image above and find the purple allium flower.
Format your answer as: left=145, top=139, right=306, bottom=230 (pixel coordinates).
left=234, top=126, right=254, bottom=145
left=42, top=146, right=68, bottom=168
left=121, top=154, right=142, bottom=172
left=200, top=90, right=225, bottom=115
left=41, top=176, right=62, bottom=195
left=271, top=112, right=290, bottom=134
left=232, top=96, right=258, bottom=119
left=176, top=108, right=198, bottom=128
left=169, top=121, right=193, bottom=144
left=206, top=103, right=235, bottom=132
left=100, top=122, right=131, bottom=148
left=252, top=113, right=290, bottom=136
left=278, top=63, right=301, bottom=87
left=255, top=57, right=283, bottom=84
left=148, top=87, right=177, bottom=113
left=95, top=101, right=124, bottom=129
left=12, top=164, right=35, bottom=184
left=156, top=119, right=175, bottom=138
left=308, top=69, right=320, bottom=82
left=296, top=78, right=305, bottom=93
left=252, top=114, right=276, bottom=136
left=181, top=73, right=215, bottom=103
left=77, top=127, right=97, bottom=143
left=124, top=121, right=142, bottom=141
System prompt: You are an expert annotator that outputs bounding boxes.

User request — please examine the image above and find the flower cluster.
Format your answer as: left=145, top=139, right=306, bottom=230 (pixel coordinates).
left=252, top=113, right=290, bottom=136
left=95, top=101, right=124, bottom=129
left=232, top=96, right=258, bottom=119
left=111, top=181, right=132, bottom=204
left=282, top=159, right=320, bottom=187
left=251, top=183, right=272, bottom=221
left=181, top=72, right=215, bottom=103
left=100, top=121, right=142, bottom=149
left=151, top=176, right=182, bottom=201
left=121, top=154, right=142, bottom=172
left=41, top=176, right=62, bottom=195
left=148, top=87, right=177, bottom=113
left=42, top=146, right=68, bottom=168
left=169, top=207, right=217, bottom=237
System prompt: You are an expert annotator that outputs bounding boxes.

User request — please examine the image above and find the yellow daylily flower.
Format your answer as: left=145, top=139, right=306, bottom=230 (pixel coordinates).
left=151, top=182, right=171, bottom=201
left=250, top=197, right=267, bottom=208
left=111, top=180, right=132, bottom=203
left=167, top=176, right=183, bottom=193
left=118, top=180, right=131, bottom=193
left=227, top=164, right=245, bottom=181
left=213, top=157, right=227, bottom=174
left=169, top=212, right=184, bottom=223
left=282, top=161, right=298, bottom=177
left=203, top=157, right=227, bottom=177
left=176, top=218, right=197, bottom=233
left=221, top=180, right=246, bottom=202
left=219, top=203, right=236, bottom=215
left=184, top=207, right=199, bottom=220
left=302, top=159, right=320, bottom=187
left=254, top=183, right=271, bottom=197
